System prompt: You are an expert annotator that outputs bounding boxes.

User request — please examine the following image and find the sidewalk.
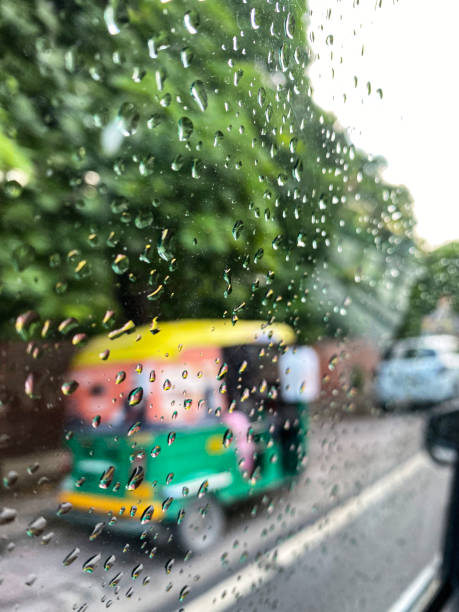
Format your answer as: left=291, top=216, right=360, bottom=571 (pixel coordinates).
left=0, top=449, right=70, bottom=543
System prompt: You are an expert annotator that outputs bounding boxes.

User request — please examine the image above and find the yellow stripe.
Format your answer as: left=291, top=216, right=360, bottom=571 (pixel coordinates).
left=72, top=319, right=295, bottom=368
left=59, top=490, right=164, bottom=520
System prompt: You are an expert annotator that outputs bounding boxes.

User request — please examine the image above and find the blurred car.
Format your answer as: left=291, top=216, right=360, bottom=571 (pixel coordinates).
left=375, top=334, right=459, bottom=410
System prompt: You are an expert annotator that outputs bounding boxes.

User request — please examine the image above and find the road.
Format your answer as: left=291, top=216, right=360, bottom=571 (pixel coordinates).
left=0, top=411, right=452, bottom=612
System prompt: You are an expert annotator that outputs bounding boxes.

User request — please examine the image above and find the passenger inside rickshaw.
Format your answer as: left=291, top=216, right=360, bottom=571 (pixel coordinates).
left=223, top=343, right=303, bottom=478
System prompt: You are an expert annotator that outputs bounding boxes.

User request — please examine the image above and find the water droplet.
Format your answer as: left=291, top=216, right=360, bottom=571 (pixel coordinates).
left=61, top=380, right=79, bottom=396
left=89, top=521, right=105, bottom=541
left=198, top=480, right=208, bottom=498
left=179, top=585, right=190, bottom=601
left=63, top=547, right=80, bottom=566
left=250, top=7, right=260, bottom=30
left=257, top=87, right=266, bottom=108
left=24, top=374, right=38, bottom=399
left=41, top=531, right=54, bottom=545
left=289, top=137, right=298, bottom=154
left=118, top=102, right=139, bottom=137
left=15, top=310, right=40, bottom=338
left=115, top=371, right=126, bottom=385
left=138, top=155, right=155, bottom=177
left=128, top=387, right=143, bottom=406
left=217, top=363, right=228, bottom=380
left=232, top=220, right=244, bottom=240
left=223, top=429, right=233, bottom=448
left=163, top=379, right=172, bottom=391
left=102, top=310, right=116, bottom=327
left=234, top=69, right=244, bottom=86
left=155, top=68, right=167, bottom=91
left=131, top=563, right=143, bottom=579
left=190, top=80, right=208, bottom=111
left=240, top=388, right=250, bottom=402
left=147, top=113, right=162, bottom=130
left=279, top=38, right=293, bottom=71
left=126, top=466, right=144, bottom=491
left=140, top=505, right=154, bottom=525
left=191, top=158, right=202, bottom=179
left=160, top=93, right=171, bottom=107
left=285, top=13, right=295, bottom=39
left=238, top=360, right=248, bottom=374
left=83, top=553, right=101, bottom=573
left=223, top=267, right=232, bottom=297
left=214, top=130, right=224, bottom=147
left=26, top=516, right=47, bottom=537
left=130, top=449, right=145, bottom=463
left=268, top=385, right=278, bottom=400
left=157, top=228, right=173, bottom=262
left=165, top=558, right=175, bottom=574
left=109, top=572, right=123, bottom=587
left=0, top=507, right=17, bottom=525
left=75, top=259, right=91, bottom=279
left=184, top=10, right=199, bottom=34
left=149, top=370, right=156, bottom=383
left=162, top=497, right=174, bottom=512
left=328, top=355, right=338, bottom=371
left=72, top=333, right=87, bottom=346
left=178, top=117, right=193, bottom=142
left=180, top=47, right=193, bottom=67
left=151, top=445, right=161, bottom=458
left=103, top=2, right=128, bottom=35
left=293, top=159, right=303, bottom=182
left=56, top=502, right=72, bottom=517
left=5, top=179, right=23, bottom=198
left=58, top=317, right=79, bottom=335
left=112, top=254, right=130, bottom=275
left=99, top=466, right=115, bottom=490
left=99, top=349, right=110, bottom=361
left=92, top=415, right=101, bottom=429
left=104, top=555, right=116, bottom=571
left=171, top=154, right=184, bottom=171
left=167, top=432, right=176, bottom=446
left=23, top=573, right=36, bottom=587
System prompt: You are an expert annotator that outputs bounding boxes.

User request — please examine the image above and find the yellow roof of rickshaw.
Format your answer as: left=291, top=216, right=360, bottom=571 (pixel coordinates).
left=72, top=319, right=296, bottom=369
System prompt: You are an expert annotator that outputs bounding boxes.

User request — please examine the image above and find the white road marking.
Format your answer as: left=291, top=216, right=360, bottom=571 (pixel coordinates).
left=387, top=555, right=441, bottom=612
left=181, top=452, right=428, bottom=612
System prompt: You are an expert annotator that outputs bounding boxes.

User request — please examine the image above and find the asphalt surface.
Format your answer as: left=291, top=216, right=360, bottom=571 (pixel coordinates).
left=0, top=410, right=453, bottom=612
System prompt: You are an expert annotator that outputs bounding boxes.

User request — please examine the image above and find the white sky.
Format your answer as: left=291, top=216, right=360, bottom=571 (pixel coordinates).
left=307, top=0, right=459, bottom=248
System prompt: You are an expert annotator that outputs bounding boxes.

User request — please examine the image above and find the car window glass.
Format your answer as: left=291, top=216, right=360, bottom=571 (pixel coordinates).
left=0, top=2, right=456, bottom=612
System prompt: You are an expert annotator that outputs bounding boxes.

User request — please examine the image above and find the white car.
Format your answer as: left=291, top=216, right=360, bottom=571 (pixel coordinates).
left=375, top=335, right=459, bottom=410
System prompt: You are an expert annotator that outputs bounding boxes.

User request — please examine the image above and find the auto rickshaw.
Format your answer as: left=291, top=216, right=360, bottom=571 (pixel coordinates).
left=59, top=319, right=318, bottom=552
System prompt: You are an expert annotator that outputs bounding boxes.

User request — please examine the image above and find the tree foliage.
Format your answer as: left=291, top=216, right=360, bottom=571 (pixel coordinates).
left=0, top=0, right=415, bottom=341
left=398, top=242, right=459, bottom=338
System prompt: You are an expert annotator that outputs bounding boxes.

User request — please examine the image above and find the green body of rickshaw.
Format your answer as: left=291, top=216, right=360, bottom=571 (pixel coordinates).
left=59, top=320, right=314, bottom=551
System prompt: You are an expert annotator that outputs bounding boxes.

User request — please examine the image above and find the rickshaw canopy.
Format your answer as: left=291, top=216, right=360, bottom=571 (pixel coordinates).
left=71, top=319, right=296, bottom=369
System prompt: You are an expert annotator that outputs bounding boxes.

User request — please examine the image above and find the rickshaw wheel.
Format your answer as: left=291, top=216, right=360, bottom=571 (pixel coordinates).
left=174, top=495, right=225, bottom=554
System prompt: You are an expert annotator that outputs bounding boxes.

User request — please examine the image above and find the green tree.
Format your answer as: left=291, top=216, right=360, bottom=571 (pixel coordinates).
left=398, top=241, right=459, bottom=338
left=0, top=0, right=415, bottom=342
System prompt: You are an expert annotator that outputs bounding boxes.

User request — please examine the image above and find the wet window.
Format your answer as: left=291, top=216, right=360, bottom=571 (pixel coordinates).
left=0, top=1, right=457, bottom=611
